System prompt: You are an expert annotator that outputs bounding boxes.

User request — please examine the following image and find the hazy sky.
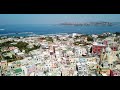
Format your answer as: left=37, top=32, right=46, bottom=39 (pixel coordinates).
left=0, top=14, right=120, bottom=24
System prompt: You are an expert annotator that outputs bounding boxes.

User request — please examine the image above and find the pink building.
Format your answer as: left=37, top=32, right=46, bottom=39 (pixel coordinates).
left=92, top=42, right=106, bottom=55
left=103, top=40, right=108, bottom=45
left=92, top=45, right=106, bottom=55
left=26, top=65, right=36, bottom=76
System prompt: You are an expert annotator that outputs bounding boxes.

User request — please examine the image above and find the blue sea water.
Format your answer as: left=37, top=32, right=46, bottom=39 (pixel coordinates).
left=0, top=24, right=120, bottom=37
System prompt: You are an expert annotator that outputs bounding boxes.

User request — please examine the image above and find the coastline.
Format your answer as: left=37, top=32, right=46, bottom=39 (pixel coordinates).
left=0, top=24, right=120, bottom=37
left=0, top=32, right=120, bottom=38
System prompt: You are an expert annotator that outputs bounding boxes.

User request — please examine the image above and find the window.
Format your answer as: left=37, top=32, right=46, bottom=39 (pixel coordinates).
left=78, top=67, right=82, bottom=70
left=78, top=71, right=83, bottom=75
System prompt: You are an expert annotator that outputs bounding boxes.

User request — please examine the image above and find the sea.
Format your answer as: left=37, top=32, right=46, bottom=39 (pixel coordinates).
left=0, top=23, right=120, bottom=37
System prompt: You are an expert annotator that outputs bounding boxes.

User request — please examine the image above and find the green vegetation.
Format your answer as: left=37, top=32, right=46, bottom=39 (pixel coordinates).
left=4, top=56, right=12, bottom=60
left=73, top=41, right=81, bottom=45
left=74, top=34, right=90, bottom=41
left=2, top=53, right=23, bottom=62
left=0, top=41, right=14, bottom=47
left=87, top=36, right=94, bottom=41
left=74, top=35, right=87, bottom=39
left=2, top=54, right=16, bottom=62
left=63, top=39, right=67, bottom=41
left=13, top=41, right=28, bottom=52
left=74, top=36, right=81, bottom=39
left=0, top=47, right=2, bottom=52
left=13, top=41, right=40, bottom=53
left=0, top=55, right=2, bottom=60
left=98, top=35, right=107, bottom=39
left=114, top=32, right=120, bottom=36
left=114, top=37, right=120, bottom=42
left=7, top=59, right=16, bottom=62
left=45, top=37, right=53, bottom=42
left=25, top=45, right=40, bottom=53
left=0, top=41, right=40, bottom=56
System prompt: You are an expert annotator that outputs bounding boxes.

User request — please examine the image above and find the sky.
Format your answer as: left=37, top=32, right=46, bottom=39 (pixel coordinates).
left=0, top=14, right=120, bottom=24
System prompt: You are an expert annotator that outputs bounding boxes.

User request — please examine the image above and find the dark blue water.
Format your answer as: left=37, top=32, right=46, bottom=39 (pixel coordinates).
left=0, top=24, right=120, bottom=37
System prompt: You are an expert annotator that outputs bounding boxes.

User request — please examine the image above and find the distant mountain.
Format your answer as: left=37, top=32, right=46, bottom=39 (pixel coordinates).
left=111, top=22, right=120, bottom=26
left=59, top=22, right=113, bottom=26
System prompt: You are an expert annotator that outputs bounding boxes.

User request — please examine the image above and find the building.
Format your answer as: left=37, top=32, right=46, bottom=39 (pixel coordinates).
left=0, top=60, right=8, bottom=76
left=77, top=62, right=88, bottom=76
left=110, top=43, right=118, bottom=51
left=20, top=64, right=37, bottom=76
left=86, top=57, right=97, bottom=69
left=76, top=58, right=89, bottom=76
left=99, top=45, right=118, bottom=69
left=0, top=60, right=8, bottom=71
left=100, top=68, right=110, bottom=76
left=112, top=69, right=120, bottom=76
left=105, top=46, right=118, bottom=68
left=74, top=47, right=83, bottom=57
left=61, top=68, right=69, bottom=76
left=92, top=42, right=106, bottom=55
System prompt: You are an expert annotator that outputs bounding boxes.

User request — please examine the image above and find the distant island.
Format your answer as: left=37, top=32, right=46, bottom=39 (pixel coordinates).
left=60, top=21, right=113, bottom=26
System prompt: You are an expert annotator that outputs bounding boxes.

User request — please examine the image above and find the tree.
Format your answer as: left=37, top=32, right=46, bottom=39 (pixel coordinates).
left=24, top=45, right=40, bottom=54
left=0, top=41, right=14, bottom=47
left=114, top=32, right=120, bottom=36
left=0, top=56, right=2, bottom=60
left=114, top=37, right=119, bottom=42
left=73, top=41, right=80, bottom=45
left=74, top=36, right=80, bottom=39
left=14, top=41, right=28, bottom=51
left=12, top=55, right=16, bottom=60
left=45, top=37, right=53, bottom=42
left=4, top=56, right=11, bottom=60
left=98, top=35, right=107, bottom=39
left=87, top=36, right=94, bottom=41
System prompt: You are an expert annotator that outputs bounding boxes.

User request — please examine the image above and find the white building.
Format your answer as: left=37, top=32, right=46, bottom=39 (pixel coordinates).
left=77, top=62, right=89, bottom=76
left=77, top=58, right=89, bottom=76
left=74, top=47, right=83, bottom=57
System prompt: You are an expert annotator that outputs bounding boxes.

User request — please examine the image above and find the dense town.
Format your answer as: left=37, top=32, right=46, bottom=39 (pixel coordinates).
left=0, top=32, right=120, bottom=76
